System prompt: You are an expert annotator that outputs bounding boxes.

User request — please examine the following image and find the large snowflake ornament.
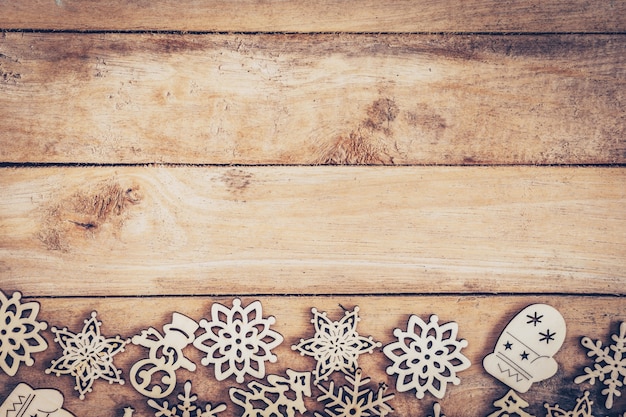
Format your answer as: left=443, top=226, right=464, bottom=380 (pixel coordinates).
left=0, top=290, right=48, bottom=376
left=292, top=306, right=381, bottom=384
left=574, top=321, right=626, bottom=409
left=314, top=368, right=395, bottom=417
left=45, top=311, right=130, bottom=399
left=193, top=298, right=283, bottom=383
left=147, top=380, right=226, bottom=417
left=383, top=314, right=470, bottom=400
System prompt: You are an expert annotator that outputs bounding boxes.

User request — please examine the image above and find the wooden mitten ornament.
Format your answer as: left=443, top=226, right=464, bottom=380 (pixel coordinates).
left=0, top=383, right=75, bottom=417
left=130, top=312, right=199, bottom=399
left=483, top=304, right=566, bottom=393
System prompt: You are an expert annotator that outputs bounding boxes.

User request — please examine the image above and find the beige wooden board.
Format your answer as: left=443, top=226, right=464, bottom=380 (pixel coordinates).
left=0, top=295, right=624, bottom=416
left=1, top=166, right=624, bottom=296
left=1, top=1, right=625, bottom=32
left=1, top=33, right=625, bottom=165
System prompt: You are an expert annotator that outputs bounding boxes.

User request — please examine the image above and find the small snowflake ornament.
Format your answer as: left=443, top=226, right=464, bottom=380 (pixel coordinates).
left=574, top=321, right=626, bottom=409
left=487, top=390, right=535, bottom=417
left=193, top=298, right=283, bottom=383
left=484, top=304, right=566, bottom=393
left=130, top=312, right=199, bottom=398
left=45, top=311, right=130, bottom=399
left=0, top=382, right=75, bottom=417
left=544, top=391, right=593, bottom=417
left=314, top=368, right=395, bottom=417
left=230, top=369, right=312, bottom=417
left=147, top=380, right=226, bottom=417
left=0, top=290, right=48, bottom=376
left=292, top=306, right=381, bottom=384
left=383, top=314, right=470, bottom=400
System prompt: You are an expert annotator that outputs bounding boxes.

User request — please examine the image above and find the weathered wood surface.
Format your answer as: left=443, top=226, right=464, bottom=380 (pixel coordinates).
left=1, top=0, right=625, bottom=32
left=1, top=33, right=625, bottom=165
left=1, top=166, right=624, bottom=296
left=0, top=295, right=623, bottom=417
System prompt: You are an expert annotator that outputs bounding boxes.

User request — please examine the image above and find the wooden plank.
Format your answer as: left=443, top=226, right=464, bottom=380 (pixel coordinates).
left=1, top=1, right=625, bottom=32
left=0, top=295, right=624, bottom=416
left=0, top=166, right=624, bottom=296
left=1, top=33, right=625, bottom=165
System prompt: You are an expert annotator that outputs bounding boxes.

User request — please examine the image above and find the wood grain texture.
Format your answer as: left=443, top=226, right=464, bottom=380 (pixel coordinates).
left=1, top=166, right=624, bottom=296
left=1, top=0, right=625, bottom=32
left=0, top=295, right=623, bottom=417
left=1, top=33, right=625, bottom=165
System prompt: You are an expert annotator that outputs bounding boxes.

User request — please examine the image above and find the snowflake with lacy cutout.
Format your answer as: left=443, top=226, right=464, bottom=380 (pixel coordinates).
left=45, top=311, right=130, bottom=399
left=193, top=298, right=283, bottom=383
left=0, top=290, right=48, bottom=376
left=574, top=321, right=626, bottom=409
left=383, top=314, right=470, bottom=400
left=148, top=380, right=226, bottom=417
left=291, top=306, right=381, bottom=384
left=314, top=368, right=395, bottom=417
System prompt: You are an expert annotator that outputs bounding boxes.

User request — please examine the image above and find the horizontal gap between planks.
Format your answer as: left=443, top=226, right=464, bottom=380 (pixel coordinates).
left=3, top=29, right=626, bottom=36
left=23, top=292, right=625, bottom=299
left=2, top=162, right=626, bottom=168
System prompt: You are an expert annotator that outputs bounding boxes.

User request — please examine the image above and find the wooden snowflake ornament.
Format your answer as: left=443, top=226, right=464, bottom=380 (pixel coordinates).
left=383, top=314, right=470, bottom=399
left=0, top=382, right=75, bottom=417
left=229, top=369, right=311, bottom=417
left=193, top=298, right=283, bottom=383
left=45, top=311, right=130, bottom=399
left=483, top=304, right=566, bottom=393
left=291, top=306, right=381, bottom=384
left=130, top=312, right=199, bottom=398
left=147, top=380, right=226, bottom=417
left=0, top=290, right=48, bottom=376
left=574, top=321, right=626, bottom=409
left=314, top=368, right=395, bottom=417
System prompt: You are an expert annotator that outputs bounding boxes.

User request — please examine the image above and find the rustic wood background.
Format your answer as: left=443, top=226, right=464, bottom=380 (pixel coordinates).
left=1, top=2, right=625, bottom=417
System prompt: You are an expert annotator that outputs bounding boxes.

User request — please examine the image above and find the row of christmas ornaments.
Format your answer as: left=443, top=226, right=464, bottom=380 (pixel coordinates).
left=1, top=290, right=625, bottom=415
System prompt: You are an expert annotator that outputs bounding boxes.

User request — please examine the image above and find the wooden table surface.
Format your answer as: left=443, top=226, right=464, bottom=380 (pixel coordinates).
left=1, top=2, right=625, bottom=417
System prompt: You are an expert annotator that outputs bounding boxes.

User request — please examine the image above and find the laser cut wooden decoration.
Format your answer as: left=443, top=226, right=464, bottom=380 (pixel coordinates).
left=229, top=369, right=311, bottom=417
left=0, top=290, right=48, bottom=377
left=130, top=312, right=199, bottom=399
left=193, top=298, right=283, bottom=383
left=483, top=304, right=566, bottom=393
left=0, top=383, right=75, bottom=417
left=544, top=391, right=593, bottom=417
left=291, top=306, right=381, bottom=384
left=45, top=311, right=130, bottom=399
left=427, top=403, right=446, bottom=417
left=486, top=390, right=535, bottom=417
left=147, top=380, right=226, bottom=417
left=314, top=368, right=395, bottom=417
left=383, top=314, right=470, bottom=399
left=574, top=321, right=626, bottom=409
